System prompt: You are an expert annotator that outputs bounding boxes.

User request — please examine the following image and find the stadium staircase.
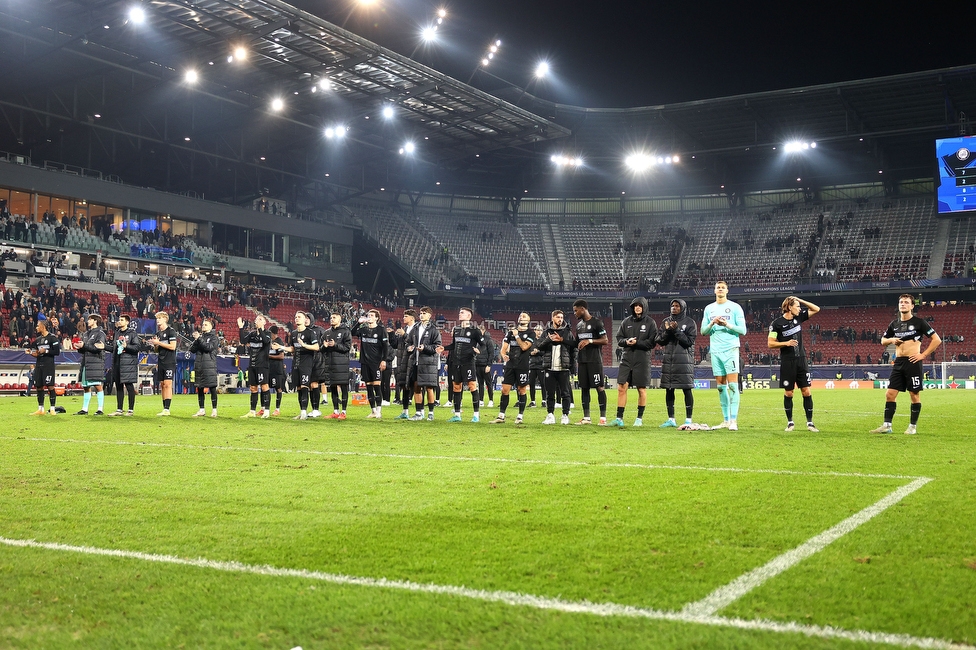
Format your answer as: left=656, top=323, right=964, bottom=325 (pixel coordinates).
left=545, top=224, right=569, bottom=289
left=927, top=219, right=951, bottom=279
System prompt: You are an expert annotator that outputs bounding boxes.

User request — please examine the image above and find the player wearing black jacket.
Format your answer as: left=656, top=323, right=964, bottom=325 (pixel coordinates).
left=475, top=324, right=496, bottom=407
left=535, top=310, right=576, bottom=424
left=239, top=315, right=272, bottom=419
left=444, top=307, right=484, bottom=422
left=74, top=314, right=107, bottom=416
left=107, top=314, right=141, bottom=416
left=27, top=315, right=61, bottom=415
left=321, top=313, right=353, bottom=419
left=351, top=309, right=391, bottom=419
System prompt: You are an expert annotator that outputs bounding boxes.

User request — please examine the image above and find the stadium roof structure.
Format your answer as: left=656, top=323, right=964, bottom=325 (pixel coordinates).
left=0, top=0, right=569, bottom=204
left=0, top=0, right=974, bottom=204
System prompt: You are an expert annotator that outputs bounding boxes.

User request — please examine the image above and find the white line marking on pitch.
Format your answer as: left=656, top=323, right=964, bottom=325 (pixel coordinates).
left=0, top=534, right=969, bottom=650
left=680, top=477, right=933, bottom=617
left=0, top=436, right=926, bottom=480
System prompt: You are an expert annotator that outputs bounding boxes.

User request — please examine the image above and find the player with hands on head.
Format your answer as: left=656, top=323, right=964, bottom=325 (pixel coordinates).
left=768, top=296, right=820, bottom=432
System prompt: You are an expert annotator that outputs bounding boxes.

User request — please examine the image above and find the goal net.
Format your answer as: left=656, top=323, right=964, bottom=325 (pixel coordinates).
left=937, top=362, right=976, bottom=388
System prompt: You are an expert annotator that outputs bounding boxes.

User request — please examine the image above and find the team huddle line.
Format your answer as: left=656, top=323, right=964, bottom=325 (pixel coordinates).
left=23, top=285, right=940, bottom=433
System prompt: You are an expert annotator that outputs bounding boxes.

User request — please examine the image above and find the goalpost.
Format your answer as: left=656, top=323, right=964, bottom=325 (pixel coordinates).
left=938, top=362, right=976, bottom=388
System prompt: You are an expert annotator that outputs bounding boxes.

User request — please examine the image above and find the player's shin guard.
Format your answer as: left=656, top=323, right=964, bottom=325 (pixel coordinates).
left=276, top=391, right=283, bottom=409
left=261, top=390, right=270, bottom=411
left=581, top=390, right=591, bottom=419
left=37, top=392, right=45, bottom=408
left=298, top=387, right=309, bottom=411
left=910, top=402, right=921, bottom=425
left=784, top=395, right=794, bottom=422
left=365, top=385, right=376, bottom=409
left=598, top=389, right=607, bottom=418
left=499, top=393, right=510, bottom=415
left=803, top=395, right=814, bottom=423
left=717, top=384, right=730, bottom=421
left=883, top=401, right=896, bottom=424
left=210, top=390, right=218, bottom=409
left=311, top=386, right=321, bottom=411
left=470, top=389, right=480, bottom=413
left=250, top=391, right=259, bottom=411
left=517, top=392, right=527, bottom=415
left=452, top=391, right=462, bottom=414
left=49, top=389, right=57, bottom=407
left=665, top=388, right=676, bottom=419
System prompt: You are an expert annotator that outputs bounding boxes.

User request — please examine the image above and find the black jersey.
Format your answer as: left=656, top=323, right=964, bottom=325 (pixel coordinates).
left=31, top=332, right=62, bottom=361
left=769, top=308, right=810, bottom=358
left=155, top=326, right=178, bottom=367
left=290, top=328, right=319, bottom=365
left=351, top=322, right=390, bottom=366
left=239, top=327, right=271, bottom=369
left=503, top=328, right=536, bottom=369
left=575, top=316, right=607, bottom=365
left=447, top=325, right=483, bottom=363
left=884, top=316, right=937, bottom=344
left=269, top=336, right=286, bottom=374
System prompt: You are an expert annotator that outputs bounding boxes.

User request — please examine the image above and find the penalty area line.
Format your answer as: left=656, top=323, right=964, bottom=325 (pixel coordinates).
left=680, top=477, right=933, bottom=617
left=0, top=534, right=970, bottom=650
left=0, top=436, right=926, bottom=481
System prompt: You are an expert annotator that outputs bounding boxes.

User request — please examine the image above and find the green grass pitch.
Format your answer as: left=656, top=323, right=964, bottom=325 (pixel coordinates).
left=1, top=387, right=974, bottom=649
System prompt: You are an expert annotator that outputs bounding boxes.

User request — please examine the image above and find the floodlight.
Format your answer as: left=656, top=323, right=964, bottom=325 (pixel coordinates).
left=625, top=153, right=653, bottom=172
left=234, top=46, right=247, bottom=61
left=128, top=6, right=146, bottom=24
left=400, top=141, right=416, bottom=155
left=325, top=127, right=335, bottom=138
left=535, top=61, right=549, bottom=78
left=496, top=39, right=502, bottom=46
left=437, top=8, right=447, bottom=17
left=270, top=97, right=284, bottom=111
left=490, top=45, right=498, bottom=53
left=335, top=126, right=347, bottom=137
left=319, top=79, right=331, bottom=91
left=184, top=69, right=199, bottom=84
left=481, top=58, right=490, bottom=66
left=382, top=105, right=395, bottom=119
left=421, top=26, right=437, bottom=42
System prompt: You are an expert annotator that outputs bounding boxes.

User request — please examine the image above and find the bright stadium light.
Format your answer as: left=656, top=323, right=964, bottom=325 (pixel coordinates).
left=625, top=153, right=653, bottom=172
left=184, top=69, right=199, bottom=84
left=233, top=46, right=247, bottom=61
left=535, top=61, right=550, bottom=78
left=270, top=97, right=284, bottom=111
left=437, top=8, right=447, bottom=18
left=421, top=26, right=438, bottom=42
left=551, top=154, right=583, bottom=168
left=382, top=105, right=395, bottom=119
left=128, top=5, right=146, bottom=24
left=400, top=141, right=416, bottom=155
left=784, top=140, right=817, bottom=153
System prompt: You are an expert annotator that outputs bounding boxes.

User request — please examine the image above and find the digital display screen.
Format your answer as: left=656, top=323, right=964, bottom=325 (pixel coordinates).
left=936, top=136, right=976, bottom=213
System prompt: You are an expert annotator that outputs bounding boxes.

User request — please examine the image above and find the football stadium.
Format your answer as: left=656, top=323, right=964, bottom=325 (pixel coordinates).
left=1, top=1, right=975, bottom=648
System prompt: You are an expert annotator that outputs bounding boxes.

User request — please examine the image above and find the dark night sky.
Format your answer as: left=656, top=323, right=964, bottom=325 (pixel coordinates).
left=290, top=0, right=970, bottom=108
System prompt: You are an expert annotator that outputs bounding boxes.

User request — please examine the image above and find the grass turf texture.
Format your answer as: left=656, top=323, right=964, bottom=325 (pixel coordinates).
left=0, top=388, right=974, bottom=649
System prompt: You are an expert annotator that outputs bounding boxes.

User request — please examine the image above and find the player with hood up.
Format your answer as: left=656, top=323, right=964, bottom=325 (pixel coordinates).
left=611, top=296, right=657, bottom=427
left=655, top=299, right=698, bottom=429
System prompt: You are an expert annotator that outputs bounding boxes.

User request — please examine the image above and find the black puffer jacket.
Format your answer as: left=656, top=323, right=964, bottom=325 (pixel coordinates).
left=189, top=331, right=220, bottom=387
left=110, top=322, right=142, bottom=384
left=407, top=322, right=442, bottom=388
left=321, top=324, right=352, bottom=386
left=655, top=299, right=697, bottom=389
